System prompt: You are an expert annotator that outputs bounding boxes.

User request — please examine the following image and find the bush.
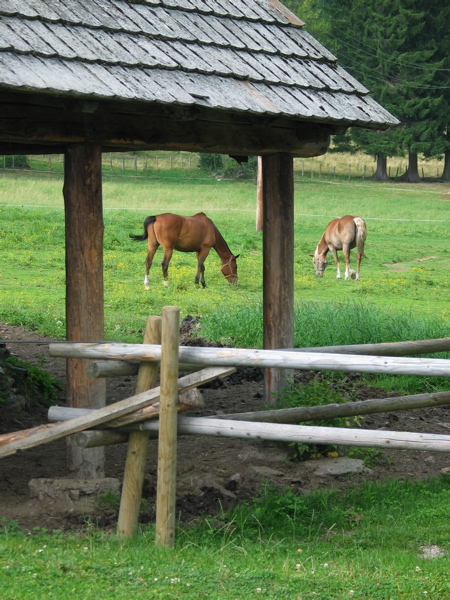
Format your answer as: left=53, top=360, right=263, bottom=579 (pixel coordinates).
left=198, top=153, right=224, bottom=172
left=3, top=155, right=30, bottom=169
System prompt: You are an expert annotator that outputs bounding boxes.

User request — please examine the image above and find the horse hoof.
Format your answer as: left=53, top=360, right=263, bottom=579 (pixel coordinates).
left=351, top=273, right=357, bottom=280
left=144, top=285, right=150, bottom=291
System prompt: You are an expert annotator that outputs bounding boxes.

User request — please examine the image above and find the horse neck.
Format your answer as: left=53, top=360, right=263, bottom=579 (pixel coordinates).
left=316, top=234, right=329, bottom=257
left=212, top=226, right=233, bottom=263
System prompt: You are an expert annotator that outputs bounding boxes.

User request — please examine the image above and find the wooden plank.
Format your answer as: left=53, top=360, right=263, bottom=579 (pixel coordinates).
left=49, top=344, right=450, bottom=378
left=117, top=315, right=161, bottom=539
left=261, top=152, right=295, bottom=404
left=155, top=307, right=180, bottom=549
left=64, top=144, right=105, bottom=479
left=0, top=367, right=234, bottom=459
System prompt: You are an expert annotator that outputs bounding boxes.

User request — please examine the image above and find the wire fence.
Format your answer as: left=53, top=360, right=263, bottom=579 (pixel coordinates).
left=0, top=152, right=446, bottom=181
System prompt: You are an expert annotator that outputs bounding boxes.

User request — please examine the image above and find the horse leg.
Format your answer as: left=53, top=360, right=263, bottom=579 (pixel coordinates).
left=330, top=248, right=341, bottom=279
left=355, top=249, right=362, bottom=280
left=195, top=249, right=210, bottom=287
left=161, top=248, right=173, bottom=287
left=343, top=246, right=356, bottom=280
left=144, top=244, right=158, bottom=290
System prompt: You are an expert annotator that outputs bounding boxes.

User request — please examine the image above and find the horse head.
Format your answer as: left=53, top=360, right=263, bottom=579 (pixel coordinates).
left=310, top=249, right=327, bottom=278
left=221, top=254, right=239, bottom=284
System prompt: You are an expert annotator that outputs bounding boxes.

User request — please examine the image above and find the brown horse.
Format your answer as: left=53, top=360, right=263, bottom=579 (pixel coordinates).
left=130, top=212, right=239, bottom=288
left=311, top=215, right=367, bottom=280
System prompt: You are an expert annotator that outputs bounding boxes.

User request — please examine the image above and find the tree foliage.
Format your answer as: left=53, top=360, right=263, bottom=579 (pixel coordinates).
left=287, top=0, right=450, bottom=180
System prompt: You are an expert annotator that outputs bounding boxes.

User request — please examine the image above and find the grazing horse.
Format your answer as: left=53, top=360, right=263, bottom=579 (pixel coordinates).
left=311, top=215, right=367, bottom=280
left=130, top=212, right=239, bottom=289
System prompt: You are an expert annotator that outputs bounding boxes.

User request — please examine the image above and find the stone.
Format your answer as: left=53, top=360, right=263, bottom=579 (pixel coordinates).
left=302, top=457, right=373, bottom=477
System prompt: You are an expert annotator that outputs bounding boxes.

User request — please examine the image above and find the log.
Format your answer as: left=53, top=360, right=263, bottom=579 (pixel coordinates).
left=85, top=337, right=450, bottom=379
left=87, top=360, right=140, bottom=378
left=87, top=360, right=199, bottom=378
left=64, top=144, right=106, bottom=479
left=155, top=306, right=179, bottom=549
left=48, top=387, right=205, bottom=427
left=133, top=416, right=450, bottom=452
left=0, top=423, right=59, bottom=447
left=118, top=315, right=161, bottom=539
left=49, top=343, right=450, bottom=378
left=208, top=390, right=450, bottom=424
left=0, top=366, right=235, bottom=459
left=67, top=418, right=450, bottom=453
left=70, top=389, right=450, bottom=449
left=292, top=337, right=450, bottom=357
left=261, top=153, right=295, bottom=404
left=74, top=429, right=129, bottom=448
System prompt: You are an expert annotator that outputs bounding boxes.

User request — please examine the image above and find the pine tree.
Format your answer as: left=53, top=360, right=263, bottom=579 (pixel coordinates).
left=304, top=0, right=447, bottom=181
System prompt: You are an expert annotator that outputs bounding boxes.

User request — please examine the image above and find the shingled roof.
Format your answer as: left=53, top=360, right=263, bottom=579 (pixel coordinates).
left=0, top=0, right=398, bottom=155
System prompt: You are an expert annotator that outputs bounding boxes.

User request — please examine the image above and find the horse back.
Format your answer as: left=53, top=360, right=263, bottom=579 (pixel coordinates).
left=153, top=212, right=216, bottom=252
left=325, top=215, right=360, bottom=249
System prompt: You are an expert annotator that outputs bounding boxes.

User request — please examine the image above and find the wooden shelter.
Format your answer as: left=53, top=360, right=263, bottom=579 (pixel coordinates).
left=0, top=0, right=398, bottom=477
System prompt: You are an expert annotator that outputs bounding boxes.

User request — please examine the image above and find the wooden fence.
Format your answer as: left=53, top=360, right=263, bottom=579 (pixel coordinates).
left=2, top=307, right=450, bottom=546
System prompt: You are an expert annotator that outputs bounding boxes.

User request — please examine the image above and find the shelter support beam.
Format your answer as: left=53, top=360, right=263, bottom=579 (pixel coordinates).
left=64, top=144, right=105, bottom=478
left=261, top=153, right=295, bottom=404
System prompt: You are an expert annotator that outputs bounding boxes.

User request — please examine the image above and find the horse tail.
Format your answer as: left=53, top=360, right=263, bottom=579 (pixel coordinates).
left=129, top=216, right=157, bottom=241
left=353, top=217, right=367, bottom=258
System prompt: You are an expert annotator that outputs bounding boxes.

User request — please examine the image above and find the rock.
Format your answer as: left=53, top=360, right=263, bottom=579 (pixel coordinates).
left=302, top=457, right=373, bottom=477
left=29, top=477, right=120, bottom=502
left=245, top=465, right=284, bottom=483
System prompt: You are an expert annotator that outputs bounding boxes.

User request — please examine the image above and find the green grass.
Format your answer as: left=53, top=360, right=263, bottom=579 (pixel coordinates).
left=1, top=170, right=449, bottom=341
left=1, top=476, right=449, bottom=599
left=1, top=167, right=450, bottom=597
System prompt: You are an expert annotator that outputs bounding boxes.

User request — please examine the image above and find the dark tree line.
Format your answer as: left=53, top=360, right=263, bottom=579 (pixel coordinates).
left=284, top=0, right=450, bottom=182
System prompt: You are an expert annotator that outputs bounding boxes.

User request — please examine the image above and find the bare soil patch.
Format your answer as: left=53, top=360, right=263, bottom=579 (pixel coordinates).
left=1, top=322, right=450, bottom=533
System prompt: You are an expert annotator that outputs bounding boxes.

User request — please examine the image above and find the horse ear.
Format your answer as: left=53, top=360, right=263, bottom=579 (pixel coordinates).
left=309, top=254, right=314, bottom=257
left=234, top=254, right=240, bottom=259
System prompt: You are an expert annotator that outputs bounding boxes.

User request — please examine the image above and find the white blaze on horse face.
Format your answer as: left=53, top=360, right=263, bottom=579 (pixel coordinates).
left=313, top=248, right=327, bottom=277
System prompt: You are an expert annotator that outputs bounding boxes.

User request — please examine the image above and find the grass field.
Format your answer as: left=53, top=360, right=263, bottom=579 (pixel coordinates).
left=1, top=166, right=449, bottom=345
left=1, top=476, right=449, bottom=599
left=1, top=163, right=450, bottom=597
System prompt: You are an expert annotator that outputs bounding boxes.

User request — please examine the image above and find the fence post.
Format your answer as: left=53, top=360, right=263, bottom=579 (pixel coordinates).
left=117, top=315, right=162, bottom=538
left=155, top=306, right=180, bottom=548
left=134, top=156, right=138, bottom=171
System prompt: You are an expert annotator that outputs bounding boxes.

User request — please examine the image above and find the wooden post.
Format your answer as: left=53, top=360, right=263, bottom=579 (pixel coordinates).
left=261, top=153, right=294, bottom=404
left=155, top=307, right=180, bottom=548
left=117, top=316, right=161, bottom=538
left=64, top=144, right=105, bottom=478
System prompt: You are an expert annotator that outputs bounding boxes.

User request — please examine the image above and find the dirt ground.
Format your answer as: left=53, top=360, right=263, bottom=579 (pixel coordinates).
left=1, top=322, right=450, bottom=533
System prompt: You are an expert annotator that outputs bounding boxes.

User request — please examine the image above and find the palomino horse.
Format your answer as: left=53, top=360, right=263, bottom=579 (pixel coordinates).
left=311, top=215, right=367, bottom=280
left=130, top=212, right=239, bottom=288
